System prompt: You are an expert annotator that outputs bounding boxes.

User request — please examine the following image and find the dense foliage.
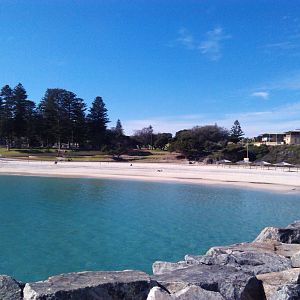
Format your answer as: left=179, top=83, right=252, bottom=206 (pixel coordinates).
left=2, top=83, right=278, bottom=163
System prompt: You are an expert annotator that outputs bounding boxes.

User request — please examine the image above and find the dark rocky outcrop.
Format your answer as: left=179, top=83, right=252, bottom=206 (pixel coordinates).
left=200, top=243, right=291, bottom=275
left=153, top=264, right=266, bottom=300
left=23, top=270, right=157, bottom=300
left=254, top=225, right=300, bottom=244
left=0, top=275, right=23, bottom=300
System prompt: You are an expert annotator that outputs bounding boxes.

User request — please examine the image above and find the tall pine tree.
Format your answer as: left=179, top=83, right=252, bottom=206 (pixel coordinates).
left=0, top=85, right=14, bottom=149
left=13, top=83, right=28, bottom=143
left=229, top=120, right=244, bottom=143
left=87, top=96, right=109, bottom=149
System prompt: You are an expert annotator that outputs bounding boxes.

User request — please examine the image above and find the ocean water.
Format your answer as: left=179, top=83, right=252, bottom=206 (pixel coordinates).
left=0, top=175, right=300, bottom=282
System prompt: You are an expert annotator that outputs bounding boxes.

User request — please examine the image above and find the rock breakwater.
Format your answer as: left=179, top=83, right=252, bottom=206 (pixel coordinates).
left=3, top=221, right=300, bottom=299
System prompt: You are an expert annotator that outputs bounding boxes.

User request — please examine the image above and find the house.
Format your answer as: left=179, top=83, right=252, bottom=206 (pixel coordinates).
left=284, top=130, right=300, bottom=145
left=254, top=133, right=285, bottom=146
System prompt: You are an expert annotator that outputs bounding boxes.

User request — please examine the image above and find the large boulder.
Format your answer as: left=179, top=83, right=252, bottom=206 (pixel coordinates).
left=153, top=264, right=266, bottom=300
left=254, top=226, right=300, bottom=244
left=257, top=268, right=300, bottom=299
left=0, top=275, right=23, bottom=300
left=205, top=242, right=300, bottom=259
left=23, top=270, right=157, bottom=300
left=185, top=243, right=292, bottom=275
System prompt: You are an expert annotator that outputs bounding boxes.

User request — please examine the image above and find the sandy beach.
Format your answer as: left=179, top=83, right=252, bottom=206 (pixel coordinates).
left=0, top=159, right=299, bottom=193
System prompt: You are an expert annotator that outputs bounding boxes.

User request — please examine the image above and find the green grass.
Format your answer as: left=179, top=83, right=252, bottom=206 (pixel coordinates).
left=0, top=147, right=180, bottom=162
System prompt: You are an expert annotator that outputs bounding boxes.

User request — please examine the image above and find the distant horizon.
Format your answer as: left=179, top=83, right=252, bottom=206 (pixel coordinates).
left=1, top=1, right=300, bottom=136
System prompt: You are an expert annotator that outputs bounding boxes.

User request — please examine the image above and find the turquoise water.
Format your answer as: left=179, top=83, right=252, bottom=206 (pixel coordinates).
left=1, top=175, right=300, bottom=282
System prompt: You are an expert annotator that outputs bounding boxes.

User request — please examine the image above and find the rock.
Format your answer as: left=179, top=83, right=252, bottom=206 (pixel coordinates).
left=257, top=268, right=300, bottom=299
left=146, top=285, right=226, bottom=300
left=269, top=284, right=300, bottom=300
left=286, top=221, right=300, bottom=229
left=147, top=287, right=171, bottom=300
left=23, top=270, right=156, bottom=300
left=291, top=251, right=300, bottom=267
left=189, top=243, right=292, bottom=275
left=206, top=242, right=276, bottom=256
left=172, top=285, right=225, bottom=299
left=206, top=242, right=300, bottom=258
left=254, top=226, right=300, bottom=244
left=275, top=243, right=300, bottom=258
left=152, top=261, right=188, bottom=275
left=153, top=264, right=266, bottom=300
left=0, top=275, right=23, bottom=300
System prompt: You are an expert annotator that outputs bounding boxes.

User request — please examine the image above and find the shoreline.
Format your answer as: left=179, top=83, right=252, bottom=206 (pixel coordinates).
left=0, top=159, right=299, bottom=194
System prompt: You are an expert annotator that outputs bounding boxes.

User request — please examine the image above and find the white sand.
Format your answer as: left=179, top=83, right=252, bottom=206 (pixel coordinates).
left=0, top=159, right=299, bottom=193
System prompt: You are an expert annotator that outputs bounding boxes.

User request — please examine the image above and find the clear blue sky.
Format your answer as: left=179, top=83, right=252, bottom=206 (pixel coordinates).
left=1, top=0, right=300, bottom=136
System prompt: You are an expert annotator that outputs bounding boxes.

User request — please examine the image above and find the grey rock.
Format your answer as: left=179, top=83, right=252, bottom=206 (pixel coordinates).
left=188, top=243, right=291, bottom=275
left=254, top=226, right=300, bottom=244
left=172, top=285, right=225, bottom=300
left=0, top=275, right=23, bottom=300
left=257, top=268, right=300, bottom=299
left=147, top=287, right=171, bottom=300
left=206, top=242, right=300, bottom=258
left=152, top=261, right=188, bottom=275
left=291, top=251, right=300, bottom=268
left=23, top=270, right=156, bottom=300
left=269, top=284, right=300, bottom=300
left=153, top=264, right=266, bottom=300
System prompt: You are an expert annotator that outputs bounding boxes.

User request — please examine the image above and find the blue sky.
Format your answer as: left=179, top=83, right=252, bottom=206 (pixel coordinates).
left=1, top=0, right=300, bottom=136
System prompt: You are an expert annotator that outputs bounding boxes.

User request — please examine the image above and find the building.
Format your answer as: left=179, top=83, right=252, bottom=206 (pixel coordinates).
left=284, top=130, right=300, bottom=145
left=254, top=129, right=300, bottom=146
left=254, top=133, right=285, bottom=146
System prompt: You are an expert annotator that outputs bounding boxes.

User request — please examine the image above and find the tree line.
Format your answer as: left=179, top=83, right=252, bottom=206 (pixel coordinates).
left=0, top=83, right=112, bottom=150
left=0, top=83, right=245, bottom=160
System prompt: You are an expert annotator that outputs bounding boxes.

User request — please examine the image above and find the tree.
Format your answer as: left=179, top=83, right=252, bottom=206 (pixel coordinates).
left=71, top=97, right=86, bottom=148
left=154, top=133, right=172, bottom=150
left=23, top=99, right=37, bottom=147
left=38, top=89, right=63, bottom=147
left=87, top=96, right=109, bottom=149
left=114, top=119, right=124, bottom=136
left=133, top=125, right=153, bottom=148
left=0, top=85, right=14, bottom=149
left=39, top=89, right=87, bottom=148
left=169, top=125, right=229, bottom=159
left=229, top=120, right=244, bottom=143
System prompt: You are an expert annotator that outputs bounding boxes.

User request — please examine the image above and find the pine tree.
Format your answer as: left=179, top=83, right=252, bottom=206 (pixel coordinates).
left=114, top=119, right=124, bottom=136
left=87, top=96, right=109, bottom=149
left=13, top=83, right=28, bottom=143
left=71, top=97, right=86, bottom=148
left=229, top=120, right=244, bottom=143
left=38, top=89, right=62, bottom=147
left=0, top=85, right=14, bottom=149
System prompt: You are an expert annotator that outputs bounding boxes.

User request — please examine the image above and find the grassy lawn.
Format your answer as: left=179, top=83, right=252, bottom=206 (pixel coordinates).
left=0, top=147, right=180, bottom=162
